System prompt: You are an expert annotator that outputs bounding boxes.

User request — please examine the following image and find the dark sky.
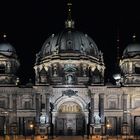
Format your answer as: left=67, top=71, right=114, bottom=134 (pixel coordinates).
left=0, top=0, right=140, bottom=84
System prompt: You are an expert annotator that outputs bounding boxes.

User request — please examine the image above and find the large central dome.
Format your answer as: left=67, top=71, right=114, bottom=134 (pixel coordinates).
left=34, top=2, right=105, bottom=86
left=39, top=28, right=100, bottom=59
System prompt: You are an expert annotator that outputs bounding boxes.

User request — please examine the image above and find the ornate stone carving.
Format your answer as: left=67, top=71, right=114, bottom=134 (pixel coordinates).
left=62, top=89, right=78, bottom=97
left=94, top=113, right=101, bottom=124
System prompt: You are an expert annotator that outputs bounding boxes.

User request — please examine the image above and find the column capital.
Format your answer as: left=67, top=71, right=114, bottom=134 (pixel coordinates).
left=123, top=93, right=128, bottom=99
left=87, top=89, right=95, bottom=97
left=123, top=93, right=128, bottom=96
left=91, top=93, right=95, bottom=98
left=99, top=93, right=104, bottom=98
left=36, top=94, right=40, bottom=100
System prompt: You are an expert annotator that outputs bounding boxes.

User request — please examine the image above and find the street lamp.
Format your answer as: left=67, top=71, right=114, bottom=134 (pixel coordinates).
left=29, top=124, right=34, bottom=129
left=113, top=73, right=121, bottom=86
left=24, top=120, right=26, bottom=140
left=29, top=123, right=34, bottom=140
left=106, top=120, right=111, bottom=140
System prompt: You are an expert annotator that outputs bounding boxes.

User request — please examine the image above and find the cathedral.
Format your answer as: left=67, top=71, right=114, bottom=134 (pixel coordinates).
left=0, top=2, right=140, bottom=139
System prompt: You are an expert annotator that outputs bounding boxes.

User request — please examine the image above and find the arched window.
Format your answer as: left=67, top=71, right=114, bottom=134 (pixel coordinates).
left=135, top=66, right=140, bottom=74
left=0, top=65, right=5, bottom=74
left=66, top=74, right=74, bottom=84
left=59, top=102, right=81, bottom=113
left=64, top=64, right=77, bottom=85
left=0, top=100, right=5, bottom=108
left=24, top=101, right=31, bottom=109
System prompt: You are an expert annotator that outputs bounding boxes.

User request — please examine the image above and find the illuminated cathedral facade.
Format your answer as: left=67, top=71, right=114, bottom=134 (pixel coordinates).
left=0, top=2, right=140, bottom=138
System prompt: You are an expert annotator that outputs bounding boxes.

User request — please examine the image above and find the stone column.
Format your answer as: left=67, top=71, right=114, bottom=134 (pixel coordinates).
left=123, top=94, right=128, bottom=123
left=32, top=93, right=36, bottom=109
left=131, top=116, right=134, bottom=135
left=9, top=94, right=12, bottom=109
left=12, top=94, right=17, bottom=123
left=35, top=68, right=40, bottom=84
left=90, top=94, right=95, bottom=124
left=122, top=93, right=130, bottom=136
left=118, top=94, right=121, bottom=109
left=130, top=94, right=132, bottom=109
left=46, top=95, right=50, bottom=123
left=118, top=117, right=122, bottom=134
left=19, top=117, right=24, bottom=135
left=99, top=93, right=105, bottom=124
left=36, top=93, right=40, bottom=123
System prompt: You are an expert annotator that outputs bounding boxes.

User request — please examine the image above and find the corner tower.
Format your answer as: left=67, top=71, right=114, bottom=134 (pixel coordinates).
left=0, top=34, right=20, bottom=85
left=120, top=34, right=140, bottom=85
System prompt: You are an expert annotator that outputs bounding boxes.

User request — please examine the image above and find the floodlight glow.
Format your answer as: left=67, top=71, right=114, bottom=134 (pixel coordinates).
left=113, top=74, right=121, bottom=80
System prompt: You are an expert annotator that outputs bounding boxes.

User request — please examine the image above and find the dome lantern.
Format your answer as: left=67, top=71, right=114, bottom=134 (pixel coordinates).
left=65, top=1, right=75, bottom=29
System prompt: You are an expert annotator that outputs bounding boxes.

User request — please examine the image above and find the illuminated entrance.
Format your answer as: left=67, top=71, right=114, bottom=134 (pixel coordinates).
left=55, top=101, right=85, bottom=136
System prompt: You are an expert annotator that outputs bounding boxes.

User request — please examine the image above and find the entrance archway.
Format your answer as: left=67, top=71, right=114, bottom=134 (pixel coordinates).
left=134, top=116, right=140, bottom=136
left=131, top=107, right=140, bottom=136
left=0, top=116, right=5, bottom=135
left=55, top=101, right=85, bottom=136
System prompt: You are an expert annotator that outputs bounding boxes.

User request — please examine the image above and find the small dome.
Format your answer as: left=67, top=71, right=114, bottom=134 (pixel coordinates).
left=39, top=29, right=100, bottom=59
left=0, top=43, right=16, bottom=57
left=0, top=43, right=16, bottom=56
left=123, top=43, right=140, bottom=58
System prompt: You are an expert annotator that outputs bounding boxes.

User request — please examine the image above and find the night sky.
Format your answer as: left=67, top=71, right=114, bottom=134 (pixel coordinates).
left=0, top=0, right=140, bottom=84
